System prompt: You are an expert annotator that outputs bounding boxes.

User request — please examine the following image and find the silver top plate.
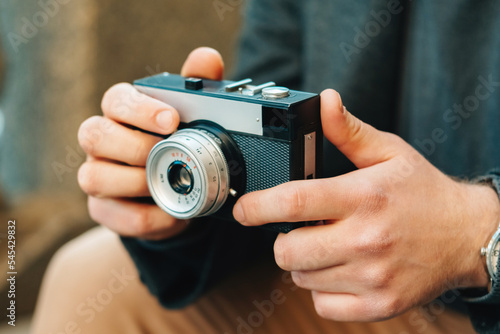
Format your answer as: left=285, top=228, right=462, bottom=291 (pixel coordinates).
left=135, top=85, right=263, bottom=136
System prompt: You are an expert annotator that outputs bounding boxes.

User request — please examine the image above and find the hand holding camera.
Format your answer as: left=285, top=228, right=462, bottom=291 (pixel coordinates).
left=77, top=47, right=225, bottom=240
left=234, top=89, right=500, bottom=321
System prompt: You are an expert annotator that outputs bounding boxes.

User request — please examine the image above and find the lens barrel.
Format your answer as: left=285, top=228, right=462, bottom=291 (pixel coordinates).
left=146, top=122, right=242, bottom=219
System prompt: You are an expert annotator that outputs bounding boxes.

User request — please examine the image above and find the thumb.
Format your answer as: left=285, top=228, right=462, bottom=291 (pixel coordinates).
left=180, top=47, right=224, bottom=80
left=321, top=89, right=408, bottom=169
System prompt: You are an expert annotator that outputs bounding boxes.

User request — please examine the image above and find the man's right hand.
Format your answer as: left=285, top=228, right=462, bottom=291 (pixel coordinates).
left=77, top=47, right=225, bottom=240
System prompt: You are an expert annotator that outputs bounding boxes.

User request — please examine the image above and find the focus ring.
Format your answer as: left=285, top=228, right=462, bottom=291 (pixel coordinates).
left=146, top=127, right=230, bottom=219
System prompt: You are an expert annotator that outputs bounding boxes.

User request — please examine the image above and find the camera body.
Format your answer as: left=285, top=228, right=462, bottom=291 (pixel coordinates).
left=134, top=73, right=322, bottom=233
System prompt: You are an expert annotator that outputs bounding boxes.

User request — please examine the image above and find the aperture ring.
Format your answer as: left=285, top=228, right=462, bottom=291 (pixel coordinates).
left=146, top=128, right=230, bottom=219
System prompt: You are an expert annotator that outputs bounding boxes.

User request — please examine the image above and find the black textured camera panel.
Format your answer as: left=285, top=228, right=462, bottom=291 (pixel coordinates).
left=231, top=134, right=290, bottom=193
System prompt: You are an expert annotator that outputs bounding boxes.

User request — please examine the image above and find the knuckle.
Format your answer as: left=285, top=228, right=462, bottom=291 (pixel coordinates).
left=273, top=236, right=291, bottom=270
left=78, top=116, right=117, bottom=156
left=363, top=264, right=394, bottom=290
left=339, top=115, right=366, bottom=150
left=87, top=197, right=111, bottom=228
left=78, top=163, right=101, bottom=197
left=280, top=184, right=306, bottom=221
left=369, top=294, right=403, bottom=320
left=240, top=196, right=259, bottom=223
left=354, top=226, right=394, bottom=256
left=129, top=207, right=154, bottom=236
left=101, top=83, right=132, bottom=114
left=87, top=197, right=101, bottom=225
left=349, top=117, right=365, bottom=142
left=291, top=271, right=306, bottom=288
left=313, top=296, right=332, bottom=319
left=385, top=132, right=404, bottom=146
left=131, top=136, right=149, bottom=166
left=132, top=170, right=149, bottom=196
left=78, top=116, right=103, bottom=155
left=384, top=133, right=407, bottom=154
left=357, top=180, right=388, bottom=214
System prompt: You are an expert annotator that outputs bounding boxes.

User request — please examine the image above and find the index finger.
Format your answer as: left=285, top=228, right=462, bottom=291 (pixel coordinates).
left=233, top=175, right=362, bottom=226
left=101, top=82, right=180, bottom=135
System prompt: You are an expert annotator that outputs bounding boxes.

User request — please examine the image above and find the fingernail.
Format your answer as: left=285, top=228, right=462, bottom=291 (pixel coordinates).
left=156, top=110, right=174, bottom=131
left=233, top=202, right=246, bottom=224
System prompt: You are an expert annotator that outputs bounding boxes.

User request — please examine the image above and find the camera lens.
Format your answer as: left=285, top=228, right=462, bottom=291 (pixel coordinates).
left=146, top=123, right=243, bottom=220
left=168, top=161, right=194, bottom=195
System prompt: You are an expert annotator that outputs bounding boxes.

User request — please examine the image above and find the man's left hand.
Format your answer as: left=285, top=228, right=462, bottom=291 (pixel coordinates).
left=233, top=89, right=500, bottom=321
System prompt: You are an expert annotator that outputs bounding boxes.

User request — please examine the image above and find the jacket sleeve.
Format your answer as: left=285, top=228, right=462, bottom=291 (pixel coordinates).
left=121, top=219, right=275, bottom=309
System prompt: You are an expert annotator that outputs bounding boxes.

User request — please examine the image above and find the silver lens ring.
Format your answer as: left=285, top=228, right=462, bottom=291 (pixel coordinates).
left=146, top=128, right=230, bottom=219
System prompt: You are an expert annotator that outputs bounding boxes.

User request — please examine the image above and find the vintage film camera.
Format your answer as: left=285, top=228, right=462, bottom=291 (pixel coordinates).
left=134, top=73, right=322, bottom=233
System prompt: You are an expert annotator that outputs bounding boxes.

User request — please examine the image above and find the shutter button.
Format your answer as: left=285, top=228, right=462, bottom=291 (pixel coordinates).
left=262, top=87, right=290, bottom=99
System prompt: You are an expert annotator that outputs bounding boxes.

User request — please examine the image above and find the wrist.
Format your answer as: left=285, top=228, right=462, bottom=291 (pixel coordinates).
left=461, top=182, right=500, bottom=288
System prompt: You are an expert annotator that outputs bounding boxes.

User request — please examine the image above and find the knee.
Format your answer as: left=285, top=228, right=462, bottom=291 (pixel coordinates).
left=41, top=226, right=137, bottom=296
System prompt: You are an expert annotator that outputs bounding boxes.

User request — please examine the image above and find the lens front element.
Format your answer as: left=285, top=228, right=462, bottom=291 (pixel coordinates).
left=146, top=128, right=230, bottom=219
left=168, top=161, right=194, bottom=195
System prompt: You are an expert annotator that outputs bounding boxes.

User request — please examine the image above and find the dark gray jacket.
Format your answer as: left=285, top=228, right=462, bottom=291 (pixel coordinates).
left=123, top=1, right=500, bottom=333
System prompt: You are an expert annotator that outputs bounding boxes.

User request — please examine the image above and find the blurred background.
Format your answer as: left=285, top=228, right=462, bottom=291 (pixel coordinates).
left=0, top=0, right=242, bottom=331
